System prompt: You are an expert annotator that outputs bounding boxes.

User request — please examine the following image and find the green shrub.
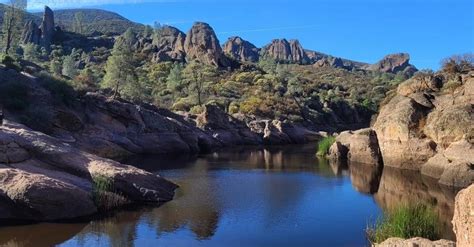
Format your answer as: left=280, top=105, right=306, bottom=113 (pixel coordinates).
left=92, top=175, right=125, bottom=211
left=316, top=136, right=336, bottom=156
left=1, top=55, right=21, bottom=71
left=367, top=203, right=439, bottom=244
left=37, top=72, right=76, bottom=106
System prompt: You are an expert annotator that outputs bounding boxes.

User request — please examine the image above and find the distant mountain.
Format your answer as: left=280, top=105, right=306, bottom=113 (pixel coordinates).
left=33, top=9, right=143, bottom=35
left=0, top=4, right=41, bottom=25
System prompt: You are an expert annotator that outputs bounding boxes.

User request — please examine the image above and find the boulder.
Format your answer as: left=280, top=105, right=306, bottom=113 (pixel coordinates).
left=452, top=184, right=474, bottom=247
left=0, top=121, right=178, bottom=221
left=0, top=168, right=97, bottom=221
left=368, top=53, right=418, bottom=74
left=373, top=95, right=436, bottom=169
left=197, top=105, right=261, bottom=145
left=222, top=36, right=260, bottom=63
left=375, top=237, right=455, bottom=247
left=329, top=128, right=382, bottom=166
left=184, top=22, right=225, bottom=66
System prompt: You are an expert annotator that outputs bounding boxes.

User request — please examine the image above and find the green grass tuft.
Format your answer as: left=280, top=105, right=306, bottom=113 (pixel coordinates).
left=367, top=203, right=439, bottom=244
left=92, top=175, right=126, bottom=211
left=316, top=136, right=336, bottom=157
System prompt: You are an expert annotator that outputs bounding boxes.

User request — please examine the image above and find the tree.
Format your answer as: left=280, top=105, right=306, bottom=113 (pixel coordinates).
left=62, top=54, right=77, bottom=78
left=23, top=43, right=39, bottom=61
left=182, top=61, right=217, bottom=106
left=50, top=58, right=62, bottom=76
left=286, top=76, right=305, bottom=115
left=73, top=12, right=85, bottom=34
left=102, top=28, right=138, bottom=99
left=166, top=63, right=185, bottom=95
left=1, top=0, right=27, bottom=54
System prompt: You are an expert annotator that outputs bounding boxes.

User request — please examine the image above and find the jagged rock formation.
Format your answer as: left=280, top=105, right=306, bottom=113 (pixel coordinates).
left=222, top=36, right=260, bottom=63
left=314, top=57, right=346, bottom=69
left=368, top=53, right=418, bottom=75
left=261, top=39, right=310, bottom=64
left=151, top=26, right=186, bottom=63
left=21, top=6, right=55, bottom=49
left=184, top=22, right=226, bottom=66
left=21, top=20, right=41, bottom=45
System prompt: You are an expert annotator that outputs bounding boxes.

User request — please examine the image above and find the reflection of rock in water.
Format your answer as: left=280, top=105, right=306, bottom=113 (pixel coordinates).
left=349, top=162, right=382, bottom=194
left=147, top=159, right=220, bottom=240
left=75, top=210, right=144, bottom=247
left=374, top=167, right=458, bottom=240
left=323, top=158, right=349, bottom=177
left=0, top=223, right=86, bottom=247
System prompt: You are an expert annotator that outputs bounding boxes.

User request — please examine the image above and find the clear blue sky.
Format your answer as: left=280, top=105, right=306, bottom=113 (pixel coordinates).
left=23, top=0, right=474, bottom=69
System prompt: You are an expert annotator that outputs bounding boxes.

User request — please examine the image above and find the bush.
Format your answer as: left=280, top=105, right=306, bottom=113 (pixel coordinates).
left=316, top=136, right=336, bottom=156
left=1, top=55, right=21, bottom=71
left=37, top=72, right=76, bottom=106
left=367, top=203, right=439, bottom=244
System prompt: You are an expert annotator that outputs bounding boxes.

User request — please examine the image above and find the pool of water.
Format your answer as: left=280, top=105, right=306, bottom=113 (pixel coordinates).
left=0, top=144, right=457, bottom=247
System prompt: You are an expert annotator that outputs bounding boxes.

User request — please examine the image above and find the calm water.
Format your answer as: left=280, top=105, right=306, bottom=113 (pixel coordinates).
left=0, top=145, right=457, bottom=247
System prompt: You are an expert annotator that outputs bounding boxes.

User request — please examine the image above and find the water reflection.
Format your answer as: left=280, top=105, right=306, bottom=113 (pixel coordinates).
left=0, top=144, right=458, bottom=246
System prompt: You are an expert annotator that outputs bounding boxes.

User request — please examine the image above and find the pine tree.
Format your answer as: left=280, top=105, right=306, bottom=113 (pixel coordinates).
left=73, top=12, right=84, bottom=34
left=102, top=28, right=138, bottom=99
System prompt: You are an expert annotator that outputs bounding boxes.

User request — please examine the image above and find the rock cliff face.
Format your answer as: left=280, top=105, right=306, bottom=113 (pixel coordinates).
left=184, top=22, right=226, bottom=66
left=222, top=36, right=260, bottom=63
left=368, top=53, right=418, bottom=75
left=261, top=39, right=310, bottom=64
left=21, top=6, right=55, bottom=49
left=151, top=26, right=186, bottom=63
left=330, top=70, right=473, bottom=188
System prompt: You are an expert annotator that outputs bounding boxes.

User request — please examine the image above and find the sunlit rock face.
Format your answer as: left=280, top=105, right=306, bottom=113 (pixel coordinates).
left=184, top=22, right=226, bottom=67
left=222, top=36, right=260, bottom=63
left=452, top=184, right=474, bottom=247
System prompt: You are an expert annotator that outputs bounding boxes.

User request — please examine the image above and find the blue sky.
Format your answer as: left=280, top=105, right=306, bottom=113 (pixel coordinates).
left=13, top=0, right=474, bottom=69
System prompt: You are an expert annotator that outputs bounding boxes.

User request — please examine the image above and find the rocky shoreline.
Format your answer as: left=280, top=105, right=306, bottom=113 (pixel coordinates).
left=329, top=71, right=473, bottom=188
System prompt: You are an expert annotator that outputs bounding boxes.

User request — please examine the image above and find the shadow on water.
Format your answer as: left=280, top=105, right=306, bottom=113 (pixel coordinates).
left=0, top=144, right=459, bottom=246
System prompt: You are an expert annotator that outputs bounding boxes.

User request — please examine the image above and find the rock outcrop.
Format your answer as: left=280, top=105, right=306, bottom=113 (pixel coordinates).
left=453, top=184, right=474, bottom=247
left=40, top=6, right=55, bottom=48
left=368, top=53, right=418, bottom=75
left=261, top=39, right=310, bottom=64
left=329, top=128, right=383, bottom=167
left=222, top=36, right=260, bottom=63
left=375, top=72, right=473, bottom=187
left=151, top=26, right=186, bottom=63
left=184, top=22, right=225, bottom=66
left=21, top=20, right=41, bottom=45
left=21, top=6, right=55, bottom=49
left=0, top=121, right=177, bottom=221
